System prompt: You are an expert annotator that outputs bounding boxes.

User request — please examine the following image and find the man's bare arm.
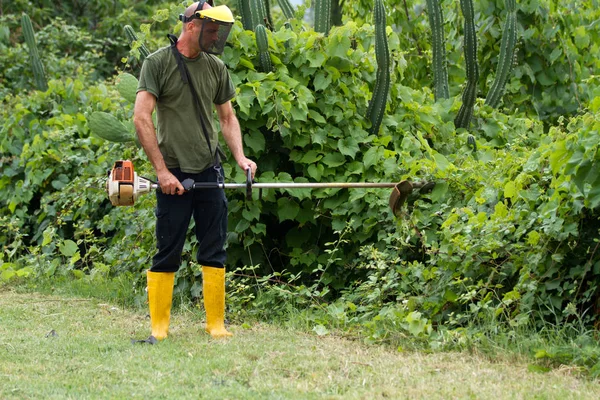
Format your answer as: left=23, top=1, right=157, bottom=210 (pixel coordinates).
left=216, top=100, right=257, bottom=178
left=133, top=90, right=184, bottom=195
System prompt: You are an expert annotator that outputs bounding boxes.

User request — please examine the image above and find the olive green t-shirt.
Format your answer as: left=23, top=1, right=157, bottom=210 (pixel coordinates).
left=137, top=46, right=235, bottom=173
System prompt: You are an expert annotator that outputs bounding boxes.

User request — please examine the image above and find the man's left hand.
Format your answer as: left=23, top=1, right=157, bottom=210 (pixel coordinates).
left=238, top=157, right=257, bottom=179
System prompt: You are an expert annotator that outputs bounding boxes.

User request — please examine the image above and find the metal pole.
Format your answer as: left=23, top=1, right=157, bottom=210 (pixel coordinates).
left=151, top=181, right=426, bottom=190
left=223, top=182, right=399, bottom=189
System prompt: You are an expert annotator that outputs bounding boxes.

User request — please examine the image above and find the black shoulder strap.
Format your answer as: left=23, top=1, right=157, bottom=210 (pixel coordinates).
left=168, top=34, right=221, bottom=169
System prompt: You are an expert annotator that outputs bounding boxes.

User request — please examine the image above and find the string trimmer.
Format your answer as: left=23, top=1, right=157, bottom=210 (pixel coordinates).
left=106, top=160, right=434, bottom=215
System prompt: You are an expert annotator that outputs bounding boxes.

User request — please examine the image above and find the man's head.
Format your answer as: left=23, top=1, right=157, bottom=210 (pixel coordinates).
left=179, top=1, right=234, bottom=55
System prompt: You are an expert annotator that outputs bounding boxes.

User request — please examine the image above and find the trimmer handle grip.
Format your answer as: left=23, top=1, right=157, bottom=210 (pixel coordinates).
left=246, top=168, right=252, bottom=200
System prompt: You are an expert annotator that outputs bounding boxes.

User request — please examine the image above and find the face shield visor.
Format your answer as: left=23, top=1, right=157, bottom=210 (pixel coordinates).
left=180, top=5, right=233, bottom=55
left=198, top=19, right=233, bottom=55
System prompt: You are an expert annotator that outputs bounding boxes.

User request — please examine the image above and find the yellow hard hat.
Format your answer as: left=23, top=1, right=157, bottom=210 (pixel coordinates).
left=196, top=5, right=234, bottom=24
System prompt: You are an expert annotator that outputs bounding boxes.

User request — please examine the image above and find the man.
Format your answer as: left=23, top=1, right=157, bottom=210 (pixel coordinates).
left=134, top=1, right=257, bottom=341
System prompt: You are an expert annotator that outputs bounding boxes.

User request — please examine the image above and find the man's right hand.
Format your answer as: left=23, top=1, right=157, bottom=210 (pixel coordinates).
left=157, top=170, right=185, bottom=195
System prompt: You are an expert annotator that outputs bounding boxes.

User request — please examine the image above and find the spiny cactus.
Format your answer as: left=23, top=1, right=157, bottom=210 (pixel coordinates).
left=454, top=0, right=479, bottom=129
left=124, top=25, right=150, bottom=62
left=88, top=112, right=135, bottom=143
left=485, top=0, right=518, bottom=108
left=116, top=73, right=139, bottom=104
left=242, top=0, right=271, bottom=31
left=255, top=24, right=273, bottom=72
left=366, top=0, right=390, bottom=135
left=21, top=13, right=48, bottom=92
left=277, top=0, right=295, bottom=19
left=314, top=0, right=332, bottom=35
left=264, top=0, right=274, bottom=29
left=426, top=0, right=449, bottom=101
left=238, top=0, right=254, bottom=30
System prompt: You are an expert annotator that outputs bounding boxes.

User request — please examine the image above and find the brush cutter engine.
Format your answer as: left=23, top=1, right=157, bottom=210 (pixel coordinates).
left=106, top=160, right=154, bottom=206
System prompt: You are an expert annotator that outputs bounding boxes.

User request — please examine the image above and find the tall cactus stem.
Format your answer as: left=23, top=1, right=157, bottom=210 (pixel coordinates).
left=21, top=13, right=48, bottom=92
left=277, top=0, right=295, bottom=19
left=238, top=0, right=253, bottom=30
left=124, top=25, right=150, bottom=62
left=249, top=0, right=269, bottom=31
left=255, top=24, right=273, bottom=72
left=454, top=0, right=479, bottom=129
left=426, top=0, right=449, bottom=101
left=366, top=0, right=390, bottom=135
left=485, top=0, right=518, bottom=108
left=314, top=0, right=332, bottom=35
left=264, top=0, right=274, bottom=29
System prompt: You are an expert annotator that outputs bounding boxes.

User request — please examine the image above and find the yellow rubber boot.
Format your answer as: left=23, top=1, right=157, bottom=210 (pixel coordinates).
left=147, top=270, right=175, bottom=340
left=202, top=266, right=233, bottom=338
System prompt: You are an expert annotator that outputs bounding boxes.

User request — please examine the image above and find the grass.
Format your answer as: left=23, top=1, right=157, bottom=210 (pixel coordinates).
left=2, top=283, right=600, bottom=399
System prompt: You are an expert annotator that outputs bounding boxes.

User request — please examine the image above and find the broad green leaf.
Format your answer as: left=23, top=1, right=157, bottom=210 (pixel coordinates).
left=242, top=204, right=261, bottom=221
left=308, top=164, right=324, bottom=180
left=250, top=223, right=266, bottom=235
left=548, top=140, right=569, bottom=174
left=313, top=72, right=332, bottom=92
left=321, top=153, right=346, bottom=168
left=308, top=51, right=326, bottom=68
left=573, top=26, right=590, bottom=49
left=235, top=218, right=251, bottom=232
left=290, top=106, right=307, bottom=121
left=300, top=150, right=323, bottom=164
left=277, top=172, right=293, bottom=182
left=363, top=146, right=382, bottom=168
left=59, top=240, right=78, bottom=257
left=1, top=270, right=16, bottom=281
left=277, top=198, right=300, bottom=221
left=504, top=181, right=517, bottom=201
left=338, top=137, right=359, bottom=158
left=326, top=35, right=351, bottom=59
left=433, top=153, right=451, bottom=171
left=587, top=174, right=600, bottom=209
left=235, top=86, right=255, bottom=115
left=42, top=229, right=54, bottom=247
left=573, top=161, right=593, bottom=193
left=430, top=181, right=448, bottom=203
left=244, top=131, right=265, bottom=153
left=308, top=109, right=326, bottom=124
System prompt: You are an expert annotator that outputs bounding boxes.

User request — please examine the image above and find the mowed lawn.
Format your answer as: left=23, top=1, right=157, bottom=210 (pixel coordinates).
left=1, top=288, right=599, bottom=399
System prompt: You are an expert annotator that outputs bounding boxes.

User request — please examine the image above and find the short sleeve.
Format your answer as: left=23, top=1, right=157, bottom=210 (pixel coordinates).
left=213, top=65, right=235, bottom=105
left=137, top=57, right=160, bottom=99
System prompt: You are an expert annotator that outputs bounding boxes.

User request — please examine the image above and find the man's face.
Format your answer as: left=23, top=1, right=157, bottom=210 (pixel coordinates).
left=198, top=20, right=230, bottom=54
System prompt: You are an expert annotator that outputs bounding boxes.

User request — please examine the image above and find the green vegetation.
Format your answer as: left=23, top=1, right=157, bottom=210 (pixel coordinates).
left=1, top=0, right=600, bottom=381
